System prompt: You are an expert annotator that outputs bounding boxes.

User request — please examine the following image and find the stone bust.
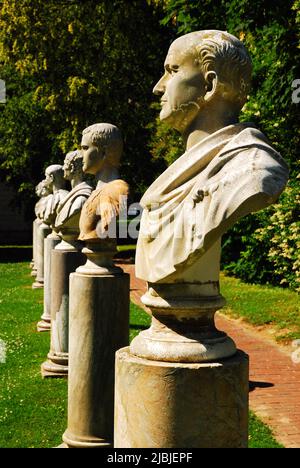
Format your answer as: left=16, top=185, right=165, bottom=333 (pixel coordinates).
left=78, top=123, right=129, bottom=242
left=35, top=179, right=52, bottom=221
left=43, top=164, right=69, bottom=228
left=55, top=150, right=93, bottom=239
left=135, top=30, right=289, bottom=297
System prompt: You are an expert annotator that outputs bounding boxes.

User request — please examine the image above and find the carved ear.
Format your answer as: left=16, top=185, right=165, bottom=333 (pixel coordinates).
left=204, top=71, right=218, bottom=102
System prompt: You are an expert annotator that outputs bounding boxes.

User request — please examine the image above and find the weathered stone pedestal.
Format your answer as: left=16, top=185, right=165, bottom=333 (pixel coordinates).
left=31, top=219, right=39, bottom=277
left=130, top=291, right=236, bottom=362
left=41, top=237, right=85, bottom=378
left=32, top=222, right=51, bottom=289
left=114, top=286, right=249, bottom=448
left=115, top=347, right=248, bottom=448
left=61, top=241, right=129, bottom=448
left=37, top=231, right=60, bottom=331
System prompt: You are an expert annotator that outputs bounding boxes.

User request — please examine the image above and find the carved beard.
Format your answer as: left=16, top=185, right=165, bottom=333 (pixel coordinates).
left=161, top=95, right=206, bottom=132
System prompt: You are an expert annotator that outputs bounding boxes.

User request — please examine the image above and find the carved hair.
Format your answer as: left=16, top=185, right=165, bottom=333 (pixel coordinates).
left=46, top=164, right=64, bottom=177
left=183, top=30, right=252, bottom=109
left=64, top=150, right=84, bottom=175
left=82, top=123, right=123, bottom=168
left=45, top=164, right=66, bottom=188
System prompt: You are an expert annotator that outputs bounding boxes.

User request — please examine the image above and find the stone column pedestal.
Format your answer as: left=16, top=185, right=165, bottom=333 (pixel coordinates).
left=114, top=282, right=249, bottom=448
left=37, top=231, right=60, bottom=331
left=32, top=222, right=51, bottom=289
left=41, top=238, right=85, bottom=378
left=130, top=291, right=236, bottom=363
left=61, top=242, right=129, bottom=448
left=30, top=219, right=39, bottom=277
left=114, top=347, right=249, bottom=448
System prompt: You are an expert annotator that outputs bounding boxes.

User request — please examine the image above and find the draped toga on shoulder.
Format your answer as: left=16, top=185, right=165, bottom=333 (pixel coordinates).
left=55, top=182, right=93, bottom=231
left=43, top=189, right=69, bottom=227
left=135, top=123, right=289, bottom=283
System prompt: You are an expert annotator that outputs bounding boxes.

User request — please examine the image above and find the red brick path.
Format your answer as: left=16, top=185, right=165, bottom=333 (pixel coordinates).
left=119, top=263, right=300, bottom=449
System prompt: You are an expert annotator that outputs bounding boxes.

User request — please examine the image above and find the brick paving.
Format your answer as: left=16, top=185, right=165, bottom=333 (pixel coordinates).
left=119, top=263, right=300, bottom=449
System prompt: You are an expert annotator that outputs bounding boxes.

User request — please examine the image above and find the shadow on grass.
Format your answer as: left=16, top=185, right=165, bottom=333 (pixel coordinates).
left=0, top=246, right=32, bottom=263
left=0, top=245, right=135, bottom=264
left=114, top=249, right=136, bottom=264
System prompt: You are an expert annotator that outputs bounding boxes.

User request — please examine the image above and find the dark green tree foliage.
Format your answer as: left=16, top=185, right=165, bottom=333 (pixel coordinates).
left=153, top=0, right=300, bottom=290
left=0, top=0, right=171, bottom=214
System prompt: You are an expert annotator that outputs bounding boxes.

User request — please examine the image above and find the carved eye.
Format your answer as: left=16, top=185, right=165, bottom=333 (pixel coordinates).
left=170, top=65, right=179, bottom=74
left=166, top=64, right=179, bottom=75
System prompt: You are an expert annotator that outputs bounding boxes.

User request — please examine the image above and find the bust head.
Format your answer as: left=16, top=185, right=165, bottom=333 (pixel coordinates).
left=63, top=150, right=84, bottom=181
left=45, top=164, right=66, bottom=191
left=80, top=123, right=123, bottom=175
left=35, top=179, right=51, bottom=198
left=153, top=30, right=252, bottom=133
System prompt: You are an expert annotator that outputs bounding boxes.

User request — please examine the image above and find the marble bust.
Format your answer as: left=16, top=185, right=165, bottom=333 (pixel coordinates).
left=55, top=150, right=93, bottom=240
left=136, top=30, right=289, bottom=292
left=43, top=164, right=69, bottom=228
left=78, top=123, right=129, bottom=243
left=131, top=30, right=289, bottom=362
left=35, top=179, right=52, bottom=221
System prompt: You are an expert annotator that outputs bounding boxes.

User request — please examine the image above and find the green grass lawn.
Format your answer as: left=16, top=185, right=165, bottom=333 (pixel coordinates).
left=0, top=260, right=283, bottom=448
left=220, top=272, right=300, bottom=343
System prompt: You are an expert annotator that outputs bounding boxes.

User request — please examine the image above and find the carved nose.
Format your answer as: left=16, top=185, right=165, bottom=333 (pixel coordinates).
left=153, top=75, right=166, bottom=95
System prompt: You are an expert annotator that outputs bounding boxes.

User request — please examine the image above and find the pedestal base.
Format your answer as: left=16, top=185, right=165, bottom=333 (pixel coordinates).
left=61, top=268, right=129, bottom=448
left=130, top=320, right=236, bottom=363
left=32, top=281, right=44, bottom=289
left=41, top=365, right=68, bottom=378
left=41, top=352, right=68, bottom=378
left=37, top=318, right=51, bottom=332
left=114, top=347, right=249, bottom=448
left=130, top=293, right=236, bottom=363
left=41, top=247, right=85, bottom=377
left=33, top=222, right=51, bottom=288
left=62, top=432, right=112, bottom=448
left=37, top=233, right=61, bottom=332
